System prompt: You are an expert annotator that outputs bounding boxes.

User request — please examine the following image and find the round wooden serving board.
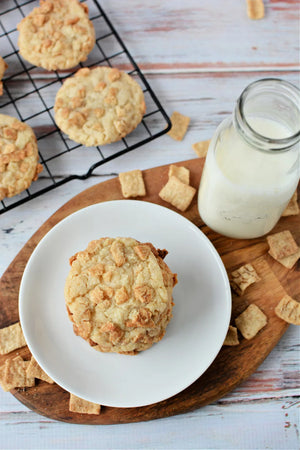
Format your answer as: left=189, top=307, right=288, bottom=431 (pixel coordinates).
left=0, top=157, right=299, bottom=425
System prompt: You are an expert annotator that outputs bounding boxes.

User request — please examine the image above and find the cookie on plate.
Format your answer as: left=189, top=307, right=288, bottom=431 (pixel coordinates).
left=0, top=114, right=42, bottom=200
left=64, top=237, right=177, bottom=354
left=54, top=66, right=146, bottom=146
left=17, top=0, right=95, bottom=70
left=0, top=56, right=8, bottom=95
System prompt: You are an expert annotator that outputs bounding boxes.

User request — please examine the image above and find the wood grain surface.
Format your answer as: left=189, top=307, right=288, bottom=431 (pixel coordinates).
left=0, top=158, right=299, bottom=424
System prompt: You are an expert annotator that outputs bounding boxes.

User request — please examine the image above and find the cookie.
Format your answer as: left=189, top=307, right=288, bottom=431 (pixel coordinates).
left=54, top=66, right=146, bottom=146
left=17, top=0, right=95, bottom=70
left=0, top=56, right=8, bottom=95
left=64, top=237, right=177, bottom=354
left=0, top=114, right=42, bottom=200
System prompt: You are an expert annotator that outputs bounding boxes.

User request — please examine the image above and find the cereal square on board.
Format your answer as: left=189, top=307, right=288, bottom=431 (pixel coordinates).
left=235, top=304, right=267, bottom=340
left=0, top=322, right=27, bottom=355
left=159, top=176, right=196, bottom=211
left=281, top=191, right=299, bottom=217
left=276, top=248, right=300, bottom=270
left=223, top=325, right=239, bottom=346
left=69, top=393, right=101, bottom=414
left=275, top=295, right=300, bottom=325
left=230, top=263, right=260, bottom=296
left=119, top=169, right=146, bottom=198
left=0, top=356, right=35, bottom=392
left=168, top=164, right=190, bottom=185
left=26, top=356, right=54, bottom=384
left=267, top=230, right=298, bottom=260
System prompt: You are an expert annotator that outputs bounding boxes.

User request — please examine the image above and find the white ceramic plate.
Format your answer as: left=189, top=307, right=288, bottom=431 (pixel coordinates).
left=19, top=200, right=231, bottom=408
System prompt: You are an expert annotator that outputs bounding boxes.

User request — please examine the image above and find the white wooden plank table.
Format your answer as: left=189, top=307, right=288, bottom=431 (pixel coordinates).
left=0, top=0, right=299, bottom=448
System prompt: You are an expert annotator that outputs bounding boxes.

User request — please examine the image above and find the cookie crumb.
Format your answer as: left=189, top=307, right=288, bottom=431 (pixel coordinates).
left=0, top=356, right=35, bottom=392
left=26, top=356, right=54, bottom=384
left=281, top=191, right=299, bottom=217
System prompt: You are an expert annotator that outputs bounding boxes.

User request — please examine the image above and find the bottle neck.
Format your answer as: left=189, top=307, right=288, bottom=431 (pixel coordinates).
left=233, top=78, right=300, bottom=154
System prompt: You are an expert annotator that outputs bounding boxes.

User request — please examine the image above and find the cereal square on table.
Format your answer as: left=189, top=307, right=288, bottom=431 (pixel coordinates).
left=235, top=304, right=267, bottom=340
left=192, top=140, right=210, bottom=158
left=275, top=295, right=300, bottom=325
left=246, top=0, right=265, bottom=20
left=119, top=169, right=146, bottom=198
left=69, top=393, right=101, bottom=415
left=167, top=112, right=190, bottom=141
left=0, top=322, right=26, bottom=355
left=159, top=176, right=196, bottom=212
left=230, top=263, right=260, bottom=296
left=168, top=164, right=190, bottom=185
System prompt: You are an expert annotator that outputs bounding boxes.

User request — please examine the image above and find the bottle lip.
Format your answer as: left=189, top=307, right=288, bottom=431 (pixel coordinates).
left=235, top=78, right=300, bottom=152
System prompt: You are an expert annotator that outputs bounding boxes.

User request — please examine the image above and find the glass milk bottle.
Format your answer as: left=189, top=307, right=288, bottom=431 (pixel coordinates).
left=198, top=78, right=300, bottom=239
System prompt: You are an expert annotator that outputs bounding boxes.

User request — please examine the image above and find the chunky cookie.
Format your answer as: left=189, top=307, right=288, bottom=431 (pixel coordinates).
left=0, top=114, right=42, bottom=200
left=54, top=66, right=146, bottom=146
left=17, top=0, right=95, bottom=70
left=0, top=56, right=8, bottom=95
left=64, top=237, right=177, bottom=354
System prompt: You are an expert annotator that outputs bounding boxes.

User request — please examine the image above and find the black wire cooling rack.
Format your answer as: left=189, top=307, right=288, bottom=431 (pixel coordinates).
left=0, top=0, right=171, bottom=214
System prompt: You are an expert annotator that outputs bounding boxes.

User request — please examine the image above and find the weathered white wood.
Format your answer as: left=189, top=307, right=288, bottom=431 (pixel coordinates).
left=99, top=0, right=300, bottom=71
left=0, top=0, right=299, bottom=448
left=0, top=395, right=299, bottom=449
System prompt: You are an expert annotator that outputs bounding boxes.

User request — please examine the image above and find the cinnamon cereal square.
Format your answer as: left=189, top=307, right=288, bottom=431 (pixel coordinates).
left=223, top=325, right=239, bottom=346
left=159, top=176, right=196, bottom=211
left=192, top=140, right=210, bottom=158
left=167, top=112, right=190, bottom=141
left=119, top=169, right=146, bottom=198
left=168, top=164, right=190, bottom=185
left=267, top=230, right=299, bottom=261
left=0, top=322, right=27, bottom=355
left=246, top=0, right=265, bottom=20
left=235, top=304, right=267, bottom=340
left=230, top=263, right=260, bottom=296
left=275, top=295, right=300, bottom=325
left=69, top=393, right=101, bottom=414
